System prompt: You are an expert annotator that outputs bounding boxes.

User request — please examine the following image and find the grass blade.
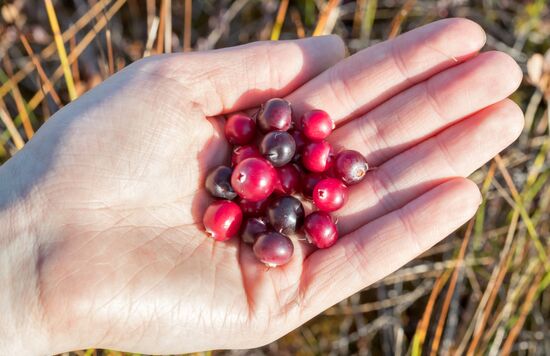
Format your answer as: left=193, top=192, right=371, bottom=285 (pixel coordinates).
left=44, top=0, right=78, bottom=101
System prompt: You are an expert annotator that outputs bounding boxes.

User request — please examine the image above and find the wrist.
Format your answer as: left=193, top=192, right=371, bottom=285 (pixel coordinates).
left=0, top=160, right=51, bottom=354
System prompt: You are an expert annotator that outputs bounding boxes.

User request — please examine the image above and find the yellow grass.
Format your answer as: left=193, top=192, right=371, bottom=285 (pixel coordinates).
left=44, top=0, right=78, bottom=101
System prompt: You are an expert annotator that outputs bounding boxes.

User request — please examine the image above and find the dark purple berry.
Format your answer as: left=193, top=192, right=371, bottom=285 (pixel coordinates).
left=257, top=98, right=293, bottom=132
left=266, top=195, right=304, bottom=235
left=289, top=129, right=306, bottom=151
left=241, top=217, right=268, bottom=244
left=259, top=131, right=296, bottom=167
left=205, top=166, right=237, bottom=200
left=253, top=231, right=294, bottom=267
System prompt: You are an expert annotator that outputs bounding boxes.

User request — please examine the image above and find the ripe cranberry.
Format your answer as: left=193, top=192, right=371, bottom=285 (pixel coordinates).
left=274, top=164, right=302, bottom=195
left=300, top=109, right=334, bottom=141
left=225, top=113, right=256, bottom=145
left=257, top=98, right=293, bottom=132
left=241, top=217, right=268, bottom=244
left=302, top=173, right=325, bottom=199
left=238, top=197, right=269, bottom=217
left=205, top=165, right=237, bottom=200
left=203, top=200, right=243, bottom=241
left=335, top=150, right=369, bottom=185
left=231, top=145, right=262, bottom=167
left=313, top=178, right=348, bottom=212
left=302, top=140, right=333, bottom=172
left=266, top=195, right=305, bottom=235
left=259, top=131, right=296, bottom=167
left=304, top=212, right=338, bottom=248
left=231, top=157, right=277, bottom=202
left=253, top=231, right=294, bottom=267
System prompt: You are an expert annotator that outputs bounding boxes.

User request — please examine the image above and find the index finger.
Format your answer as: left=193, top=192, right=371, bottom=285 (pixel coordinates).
left=287, top=18, right=486, bottom=125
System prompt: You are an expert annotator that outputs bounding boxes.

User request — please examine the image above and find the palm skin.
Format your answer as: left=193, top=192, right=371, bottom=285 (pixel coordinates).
left=0, top=19, right=524, bottom=354
left=30, top=56, right=311, bottom=352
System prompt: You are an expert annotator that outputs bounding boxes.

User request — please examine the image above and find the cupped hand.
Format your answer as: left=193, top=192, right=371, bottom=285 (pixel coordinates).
left=1, top=18, right=523, bottom=354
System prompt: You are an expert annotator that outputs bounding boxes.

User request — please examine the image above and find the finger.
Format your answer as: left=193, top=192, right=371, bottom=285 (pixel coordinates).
left=336, top=99, right=523, bottom=235
left=286, top=18, right=486, bottom=124
left=300, top=178, right=481, bottom=314
left=138, top=36, right=345, bottom=116
left=329, top=51, right=523, bottom=165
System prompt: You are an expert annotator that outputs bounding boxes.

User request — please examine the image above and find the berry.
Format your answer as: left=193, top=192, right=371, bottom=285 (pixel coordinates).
left=238, top=197, right=269, bottom=217
left=253, top=231, right=294, bottom=267
left=302, top=140, right=333, bottom=172
left=300, top=110, right=334, bottom=141
left=266, top=195, right=305, bottom=235
left=257, top=98, right=293, bottom=132
left=289, top=129, right=306, bottom=151
left=289, top=129, right=307, bottom=163
left=334, top=150, right=369, bottom=185
left=302, top=173, right=325, bottom=199
left=231, top=157, right=277, bottom=202
left=313, top=178, right=348, bottom=212
left=274, top=164, right=302, bottom=195
left=259, top=131, right=296, bottom=167
left=231, top=145, right=262, bottom=167
left=205, top=166, right=237, bottom=200
left=241, top=217, right=268, bottom=244
left=225, top=113, right=256, bottom=145
left=304, top=212, right=338, bottom=248
left=203, top=200, right=243, bottom=241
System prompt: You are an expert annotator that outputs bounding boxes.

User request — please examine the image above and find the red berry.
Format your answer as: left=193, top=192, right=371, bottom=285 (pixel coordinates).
left=302, top=173, right=325, bottom=199
left=313, top=178, right=348, bottom=212
left=304, top=212, right=338, bottom=248
left=231, top=157, right=277, bottom=202
left=300, top=110, right=334, bottom=141
left=241, top=217, right=268, bottom=244
left=238, top=197, right=269, bottom=217
left=257, top=98, right=293, bottom=132
left=203, top=200, right=243, bottom=241
left=225, top=113, right=256, bottom=145
left=335, top=150, right=369, bottom=185
left=275, top=164, right=302, bottom=195
left=302, top=141, right=333, bottom=172
left=231, top=145, right=262, bottom=167
left=253, top=231, right=294, bottom=267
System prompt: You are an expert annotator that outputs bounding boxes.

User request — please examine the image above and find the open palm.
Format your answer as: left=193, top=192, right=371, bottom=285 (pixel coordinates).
left=6, top=19, right=523, bottom=354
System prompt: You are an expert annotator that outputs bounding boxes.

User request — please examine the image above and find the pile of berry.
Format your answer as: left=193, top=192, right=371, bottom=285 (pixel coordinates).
left=202, top=98, right=369, bottom=267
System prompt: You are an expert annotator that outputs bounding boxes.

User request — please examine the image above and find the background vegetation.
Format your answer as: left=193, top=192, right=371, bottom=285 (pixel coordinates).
left=1, top=0, right=549, bottom=354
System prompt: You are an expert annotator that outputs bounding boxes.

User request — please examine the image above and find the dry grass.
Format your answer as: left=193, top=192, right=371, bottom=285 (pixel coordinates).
left=0, top=0, right=549, bottom=355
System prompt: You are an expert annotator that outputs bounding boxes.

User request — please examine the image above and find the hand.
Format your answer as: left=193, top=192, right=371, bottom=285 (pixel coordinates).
left=0, top=18, right=523, bottom=354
